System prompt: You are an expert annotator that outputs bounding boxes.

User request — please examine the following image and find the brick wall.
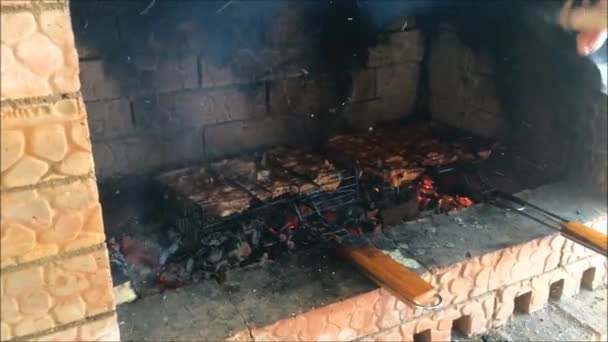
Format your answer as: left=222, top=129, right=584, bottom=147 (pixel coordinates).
left=70, top=1, right=425, bottom=181
left=428, top=28, right=505, bottom=140
left=1, top=1, right=118, bottom=341
left=428, top=19, right=608, bottom=191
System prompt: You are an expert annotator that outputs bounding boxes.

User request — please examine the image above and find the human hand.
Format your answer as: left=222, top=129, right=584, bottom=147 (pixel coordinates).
left=560, top=0, right=608, bottom=55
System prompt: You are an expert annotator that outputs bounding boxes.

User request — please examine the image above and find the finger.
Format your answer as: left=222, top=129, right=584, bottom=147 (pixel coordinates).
left=577, top=30, right=608, bottom=55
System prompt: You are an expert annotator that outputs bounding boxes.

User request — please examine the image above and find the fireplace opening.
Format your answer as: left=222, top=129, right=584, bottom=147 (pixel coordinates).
left=413, top=329, right=433, bottom=342
left=452, top=315, right=472, bottom=337
left=581, top=267, right=597, bottom=290
left=514, top=292, right=533, bottom=314
left=550, top=279, right=565, bottom=301
left=66, top=0, right=606, bottom=323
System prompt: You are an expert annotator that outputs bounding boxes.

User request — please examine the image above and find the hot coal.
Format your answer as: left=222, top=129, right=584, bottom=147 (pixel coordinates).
left=104, top=122, right=496, bottom=297
left=155, top=197, right=381, bottom=289
left=413, top=175, right=474, bottom=212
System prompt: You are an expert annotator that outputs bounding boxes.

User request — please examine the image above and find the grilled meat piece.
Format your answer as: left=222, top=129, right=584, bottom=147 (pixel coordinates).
left=211, top=157, right=303, bottom=200
left=158, top=167, right=254, bottom=218
left=266, top=147, right=342, bottom=192
left=326, top=122, right=492, bottom=188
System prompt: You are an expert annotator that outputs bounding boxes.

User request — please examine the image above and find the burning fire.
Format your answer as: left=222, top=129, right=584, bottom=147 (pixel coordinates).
left=413, top=176, right=473, bottom=212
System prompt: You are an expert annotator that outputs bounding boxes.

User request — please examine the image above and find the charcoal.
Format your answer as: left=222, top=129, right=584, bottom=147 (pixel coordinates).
left=191, top=270, right=205, bottom=283
left=215, top=259, right=230, bottom=273
left=238, top=241, right=252, bottom=258
left=186, top=258, right=194, bottom=273
left=207, top=248, right=223, bottom=263
left=159, top=242, right=179, bottom=265
left=142, top=129, right=480, bottom=295
left=287, top=240, right=295, bottom=250
left=249, top=229, right=261, bottom=247
left=158, top=263, right=188, bottom=289
left=202, top=234, right=225, bottom=247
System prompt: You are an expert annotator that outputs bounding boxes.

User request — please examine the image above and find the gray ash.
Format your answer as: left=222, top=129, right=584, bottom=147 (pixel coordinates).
left=157, top=200, right=380, bottom=289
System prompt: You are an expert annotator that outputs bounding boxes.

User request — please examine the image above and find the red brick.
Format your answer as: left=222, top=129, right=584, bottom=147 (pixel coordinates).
left=414, top=317, right=437, bottom=334
left=437, top=319, right=453, bottom=331
left=430, top=329, right=453, bottom=342
left=399, top=321, right=417, bottom=340
left=373, top=289, right=401, bottom=330
left=493, top=283, right=520, bottom=328
left=364, top=325, right=403, bottom=342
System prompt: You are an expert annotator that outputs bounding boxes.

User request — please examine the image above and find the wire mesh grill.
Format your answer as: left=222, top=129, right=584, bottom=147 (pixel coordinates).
left=158, top=148, right=364, bottom=237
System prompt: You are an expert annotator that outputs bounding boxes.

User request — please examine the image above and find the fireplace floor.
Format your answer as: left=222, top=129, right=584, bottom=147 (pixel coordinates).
left=107, top=181, right=606, bottom=341
left=116, top=245, right=374, bottom=341
left=118, top=285, right=608, bottom=341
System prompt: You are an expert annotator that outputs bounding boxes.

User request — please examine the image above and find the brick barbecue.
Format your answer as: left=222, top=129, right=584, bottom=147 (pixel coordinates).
left=1, top=1, right=607, bottom=342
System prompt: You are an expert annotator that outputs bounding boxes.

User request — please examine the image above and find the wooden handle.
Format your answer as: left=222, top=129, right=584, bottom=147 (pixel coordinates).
left=336, top=243, right=437, bottom=306
left=562, top=221, right=608, bottom=256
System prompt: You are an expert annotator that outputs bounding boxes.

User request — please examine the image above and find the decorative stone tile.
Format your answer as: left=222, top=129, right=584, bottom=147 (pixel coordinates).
left=1, top=96, right=85, bottom=129
left=492, top=266, right=572, bottom=329
left=561, top=255, right=608, bottom=297
left=30, top=123, right=68, bottom=162
left=1, top=178, right=104, bottom=266
left=34, top=326, right=78, bottom=342
left=0, top=1, right=68, bottom=11
left=227, top=288, right=423, bottom=342
left=0, top=118, right=94, bottom=190
left=78, top=314, right=120, bottom=342
left=2, top=155, right=49, bottom=188
left=487, top=234, right=562, bottom=291
left=0, top=12, right=37, bottom=45
left=1, top=321, right=11, bottom=341
left=0, top=129, right=25, bottom=172
left=33, top=313, right=119, bottom=341
left=0, top=249, right=115, bottom=340
left=361, top=324, right=409, bottom=342
left=0, top=6, right=80, bottom=100
left=426, top=253, right=492, bottom=308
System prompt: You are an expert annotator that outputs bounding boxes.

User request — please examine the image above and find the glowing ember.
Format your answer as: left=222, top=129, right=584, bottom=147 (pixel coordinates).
left=412, top=176, right=474, bottom=212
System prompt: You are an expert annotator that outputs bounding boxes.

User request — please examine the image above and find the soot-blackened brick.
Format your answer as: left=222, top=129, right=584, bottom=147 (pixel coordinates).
left=85, top=98, right=134, bottom=141
left=173, top=85, right=267, bottom=127
left=204, top=115, right=321, bottom=159
left=367, top=30, right=424, bottom=67
left=376, top=63, right=420, bottom=99
left=80, top=59, right=139, bottom=101
left=268, top=76, right=339, bottom=116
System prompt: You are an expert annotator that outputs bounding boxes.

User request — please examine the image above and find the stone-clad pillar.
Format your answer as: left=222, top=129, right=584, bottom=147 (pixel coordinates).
left=1, top=1, right=119, bottom=341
